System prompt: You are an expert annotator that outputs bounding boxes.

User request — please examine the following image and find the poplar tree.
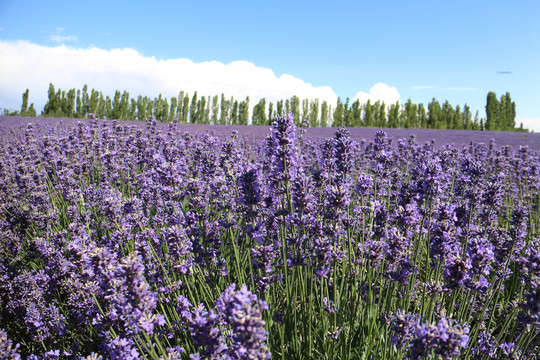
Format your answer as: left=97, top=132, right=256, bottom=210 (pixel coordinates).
left=220, top=94, right=230, bottom=125
left=64, top=89, right=76, bottom=117
left=342, top=98, right=350, bottom=127
left=320, top=101, right=329, bottom=127
left=75, top=89, right=82, bottom=118
left=441, top=100, right=454, bottom=130
left=499, top=92, right=516, bottom=130
left=120, top=91, right=130, bottom=119
left=190, top=91, right=198, bottom=124
left=20, top=89, right=36, bottom=117
left=427, top=98, right=441, bottom=129
left=204, top=96, right=211, bottom=124
left=348, top=99, right=359, bottom=127
left=231, top=100, right=239, bottom=125
left=82, top=85, right=89, bottom=117
left=388, top=102, right=400, bottom=128
left=145, top=98, right=153, bottom=121
left=20, top=89, right=29, bottom=115
left=137, top=96, right=147, bottom=121
left=333, top=98, right=344, bottom=127
left=181, top=93, right=190, bottom=123
left=89, top=89, right=99, bottom=115
left=27, top=104, right=37, bottom=117
left=238, top=96, right=250, bottom=125
left=417, top=104, right=427, bottom=129
left=453, top=105, right=463, bottom=130
left=301, top=98, right=309, bottom=125
left=361, top=99, right=372, bottom=127
left=290, top=96, right=300, bottom=125
left=169, top=96, right=178, bottom=122
left=112, top=90, right=122, bottom=119
left=129, top=99, right=137, bottom=120
left=95, top=93, right=105, bottom=118
left=43, top=83, right=60, bottom=116
left=177, top=91, right=185, bottom=122
left=105, top=95, right=112, bottom=119
left=463, top=104, right=471, bottom=130
left=377, top=101, right=386, bottom=128
left=485, top=92, right=499, bottom=131
left=309, top=99, right=319, bottom=127
left=252, top=98, right=267, bottom=125
left=196, top=95, right=206, bottom=124
left=404, top=99, right=417, bottom=129
left=211, top=95, right=219, bottom=125
left=277, top=100, right=284, bottom=118
left=267, top=101, right=275, bottom=125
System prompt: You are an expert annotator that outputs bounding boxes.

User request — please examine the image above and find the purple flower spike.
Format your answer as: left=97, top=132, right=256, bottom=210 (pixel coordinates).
left=215, top=284, right=271, bottom=360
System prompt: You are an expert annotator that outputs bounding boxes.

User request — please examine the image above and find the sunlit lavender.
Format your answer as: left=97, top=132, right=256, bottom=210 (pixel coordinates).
left=0, top=114, right=538, bottom=359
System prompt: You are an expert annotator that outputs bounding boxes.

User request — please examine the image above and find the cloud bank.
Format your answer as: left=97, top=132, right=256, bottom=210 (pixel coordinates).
left=0, top=40, right=345, bottom=113
left=0, top=40, right=404, bottom=119
left=352, top=83, right=400, bottom=105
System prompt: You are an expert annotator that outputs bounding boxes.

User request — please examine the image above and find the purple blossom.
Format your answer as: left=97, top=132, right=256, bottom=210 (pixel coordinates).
left=178, top=284, right=270, bottom=360
left=214, top=284, right=271, bottom=360
left=0, top=328, right=20, bottom=360
left=265, top=113, right=300, bottom=192
left=333, top=127, right=355, bottom=180
left=238, top=166, right=262, bottom=208
left=388, top=310, right=421, bottom=349
left=443, top=252, right=472, bottom=290
left=322, top=297, right=337, bottom=314
left=408, top=317, right=469, bottom=360
left=471, top=331, right=498, bottom=358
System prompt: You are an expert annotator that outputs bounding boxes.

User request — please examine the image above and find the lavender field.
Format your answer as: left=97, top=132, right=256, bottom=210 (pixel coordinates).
left=0, top=114, right=539, bottom=359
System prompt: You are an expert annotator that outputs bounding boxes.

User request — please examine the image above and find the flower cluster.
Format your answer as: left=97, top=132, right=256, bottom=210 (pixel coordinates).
left=0, top=115, right=538, bottom=359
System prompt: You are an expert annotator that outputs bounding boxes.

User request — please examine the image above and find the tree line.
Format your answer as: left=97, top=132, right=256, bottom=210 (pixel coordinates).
left=4, top=83, right=527, bottom=131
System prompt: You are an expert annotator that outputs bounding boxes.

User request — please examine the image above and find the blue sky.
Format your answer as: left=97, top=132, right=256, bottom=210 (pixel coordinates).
left=1, top=0, right=540, bottom=130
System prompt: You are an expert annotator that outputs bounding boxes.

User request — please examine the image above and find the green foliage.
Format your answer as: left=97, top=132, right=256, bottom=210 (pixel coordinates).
left=18, top=89, right=37, bottom=117
left=309, top=99, right=319, bottom=127
left=486, top=92, right=516, bottom=131
left=238, top=96, right=250, bottom=125
left=211, top=95, right=219, bottom=125
left=333, top=97, right=344, bottom=127
left=252, top=97, right=267, bottom=126
left=12, top=83, right=527, bottom=132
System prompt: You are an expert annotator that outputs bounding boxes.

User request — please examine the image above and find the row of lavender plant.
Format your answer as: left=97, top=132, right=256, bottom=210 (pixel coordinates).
left=0, top=114, right=538, bottom=359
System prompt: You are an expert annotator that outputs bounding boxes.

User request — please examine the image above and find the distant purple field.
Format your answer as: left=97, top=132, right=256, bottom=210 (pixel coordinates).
left=2, top=115, right=539, bottom=151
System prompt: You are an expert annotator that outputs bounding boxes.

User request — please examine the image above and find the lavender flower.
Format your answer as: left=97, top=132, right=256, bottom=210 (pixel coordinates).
left=322, top=297, right=337, bottom=314
left=518, top=277, right=540, bottom=328
left=238, top=166, right=262, bottom=208
left=408, top=317, right=469, bottom=360
left=265, top=113, right=300, bottom=192
left=0, top=328, right=20, bottom=360
left=471, top=330, right=498, bottom=359
left=178, top=284, right=270, bottom=360
left=215, top=284, right=271, bottom=360
left=388, top=310, right=421, bottom=349
left=333, top=127, right=355, bottom=180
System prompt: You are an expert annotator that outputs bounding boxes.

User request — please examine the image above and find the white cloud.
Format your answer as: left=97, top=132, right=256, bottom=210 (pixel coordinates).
left=0, top=40, right=342, bottom=114
left=49, top=34, right=78, bottom=43
left=516, top=118, right=540, bottom=133
left=0, top=40, right=400, bottom=120
left=48, top=27, right=77, bottom=44
left=410, top=85, right=438, bottom=91
left=352, top=82, right=400, bottom=105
